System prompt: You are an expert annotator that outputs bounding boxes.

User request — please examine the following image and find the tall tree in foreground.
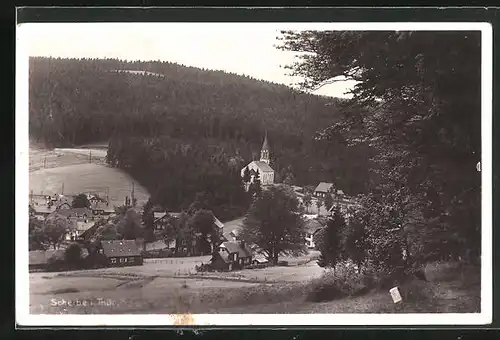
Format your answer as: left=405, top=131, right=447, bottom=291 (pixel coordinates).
left=316, top=206, right=346, bottom=269
left=189, top=209, right=219, bottom=254
left=117, top=208, right=143, bottom=240
left=241, top=185, right=305, bottom=265
left=278, top=30, right=481, bottom=263
left=342, top=206, right=368, bottom=273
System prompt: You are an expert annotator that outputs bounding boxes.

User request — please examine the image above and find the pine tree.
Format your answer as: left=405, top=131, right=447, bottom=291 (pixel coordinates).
left=253, top=170, right=262, bottom=198
left=243, top=166, right=251, bottom=183
left=316, top=206, right=346, bottom=269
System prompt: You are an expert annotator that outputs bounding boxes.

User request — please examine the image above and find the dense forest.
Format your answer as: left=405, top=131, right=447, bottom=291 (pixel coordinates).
left=29, top=57, right=374, bottom=219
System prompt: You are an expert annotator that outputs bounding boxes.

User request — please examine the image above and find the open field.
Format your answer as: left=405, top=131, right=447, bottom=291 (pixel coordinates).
left=29, top=162, right=150, bottom=207
left=29, top=259, right=479, bottom=314
left=29, top=147, right=105, bottom=172
left=29, top=254, right=324, bottom=314
left=29, top=144, right=150, bottom=207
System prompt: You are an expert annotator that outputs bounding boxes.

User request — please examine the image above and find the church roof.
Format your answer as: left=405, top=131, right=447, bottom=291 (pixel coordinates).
left=261, top=132, right=269, bottom=150
left=254, top=161, right=274, bottom=172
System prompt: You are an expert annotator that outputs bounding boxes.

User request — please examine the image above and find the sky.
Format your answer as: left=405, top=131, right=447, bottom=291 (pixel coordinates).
left=19, top=23, right=356, bottom=98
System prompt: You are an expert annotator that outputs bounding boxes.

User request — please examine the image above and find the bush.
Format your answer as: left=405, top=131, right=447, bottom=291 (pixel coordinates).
left=306, top=265, right=373, bottom=302
left=398, top=280, right=436, bottom=303
left=195, top=263, right=213, bottom=272
left=46, top=257, right=69, bottom=272
left=65, top=243, right=83, bottom=269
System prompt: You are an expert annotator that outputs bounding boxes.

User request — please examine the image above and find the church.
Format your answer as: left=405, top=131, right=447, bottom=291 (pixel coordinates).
left=241, top=132, right=275, bottom=186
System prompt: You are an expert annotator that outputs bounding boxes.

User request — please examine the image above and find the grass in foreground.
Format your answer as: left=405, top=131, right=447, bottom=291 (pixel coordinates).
left=30, top=260, right=480, bottom=314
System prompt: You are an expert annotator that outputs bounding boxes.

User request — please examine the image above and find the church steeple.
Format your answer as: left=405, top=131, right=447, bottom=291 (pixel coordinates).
left=260, top=131, right=270, bottom=164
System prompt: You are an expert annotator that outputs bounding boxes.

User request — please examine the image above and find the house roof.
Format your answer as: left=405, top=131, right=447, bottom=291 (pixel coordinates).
left=153, top=212, right=182, bottom=222
left=222, top=232, right=237, bottom=242
left=153, top=212, right=166, bottom=220
left=32, top=204, right=56, bottom=215
left=214, top=217, right=224, bottom=229
left=304, top=219, right=324, bottom=234
left=314, top=182, right=334, bottom=193
left=75, top=220, right=96, bottom=231
left=57, top=207, right=93, bottom=218
left=145, top=240, right=169, bottom=252
left=100, top=240, right=142, bottom=257
left=220, top=241, right=253, bottom=258
left=254, top=254, right=268, bottom=263
left=253, top=161, right=274, bottom=173
left=214, top=250, right=231, bottom=264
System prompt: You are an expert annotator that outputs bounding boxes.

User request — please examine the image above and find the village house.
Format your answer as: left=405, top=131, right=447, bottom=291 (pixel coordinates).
left=210, top=241, right=253, bottom=271
left=313, top=182, right=345, bottom=199
left=252, top=253, right=269, bottom=265
left=143, top=239, right=173, bottom=257
left=241, top=132, right=275, bottom=186
left=96, top=240, right=143, bottom=267
left=152, top=211, right=182, bottom=231
left=30, top=192, right=114, bottom=220
left=222, top=230, right=239, bottom=242
left=152, top=211, right=225, bottom=254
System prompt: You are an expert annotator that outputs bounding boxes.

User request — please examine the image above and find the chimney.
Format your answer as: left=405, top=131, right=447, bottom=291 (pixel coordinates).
left=240, top=240, right=246, bottom=249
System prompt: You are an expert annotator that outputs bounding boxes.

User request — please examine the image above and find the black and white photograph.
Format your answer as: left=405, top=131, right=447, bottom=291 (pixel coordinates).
left=16, top=20, right=492, bottom=326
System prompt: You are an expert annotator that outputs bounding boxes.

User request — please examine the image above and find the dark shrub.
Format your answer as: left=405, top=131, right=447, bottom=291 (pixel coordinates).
left=46, top=257, right=69, bottom=272
left=64, top=243, right=83, bottom=269
left=398, top=280, right=437, bottom=303
left=85, top=252, right=108, bottom=268
left=307, top=264, right=375, bottom=302
left=195, top=263, right=213, bottom=272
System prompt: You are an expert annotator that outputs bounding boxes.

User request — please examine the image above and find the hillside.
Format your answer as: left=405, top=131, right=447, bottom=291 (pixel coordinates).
left=29, top=57, right=375, bottom=218
left=29, top=57, right=341, bottom=147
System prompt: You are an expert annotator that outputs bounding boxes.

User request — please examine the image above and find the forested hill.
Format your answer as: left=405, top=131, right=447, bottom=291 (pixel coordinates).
left=29, top=57, right=373, bottom=218
left=29, top=57, right=340, bottom=147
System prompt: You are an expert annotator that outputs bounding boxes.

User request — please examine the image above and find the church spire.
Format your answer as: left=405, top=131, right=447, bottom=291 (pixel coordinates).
left=260, top=131, right=270, bottom=164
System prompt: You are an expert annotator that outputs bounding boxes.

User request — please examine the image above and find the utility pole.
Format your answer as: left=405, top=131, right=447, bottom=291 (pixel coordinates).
left=61, top=182, right=64, bottom=195
left=89, top=150, right=92, bottom=164
left=43, top=155, right=47, bottom=168
left=131, top=181, right=136, bottom=207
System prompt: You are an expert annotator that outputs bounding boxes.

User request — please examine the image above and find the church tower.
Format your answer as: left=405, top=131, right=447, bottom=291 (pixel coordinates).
left=260, top=131, right=270, bottom=164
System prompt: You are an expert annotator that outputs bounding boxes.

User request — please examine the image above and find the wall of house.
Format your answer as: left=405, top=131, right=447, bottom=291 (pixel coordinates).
left=305, top=234, right=315, bottom=249
left=243, top=162, right=275, bottom=186
left=108, top=256, right=142, bottom=266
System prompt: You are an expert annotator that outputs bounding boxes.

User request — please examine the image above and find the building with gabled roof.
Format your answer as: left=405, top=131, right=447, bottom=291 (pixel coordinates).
left=241, top=132, right=275, bottom=186
left=96, top=240, right=143, bottom=267
left=210, top=241, right=253, bottom=271
left=313, top=182, right=346, bottom=198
